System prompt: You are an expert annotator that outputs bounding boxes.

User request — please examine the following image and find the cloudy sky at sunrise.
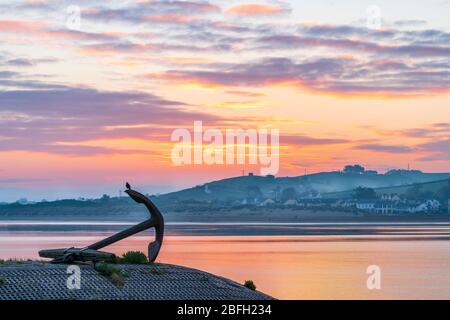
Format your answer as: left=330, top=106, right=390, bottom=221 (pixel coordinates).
left=1, top=0, right=450, bottom=201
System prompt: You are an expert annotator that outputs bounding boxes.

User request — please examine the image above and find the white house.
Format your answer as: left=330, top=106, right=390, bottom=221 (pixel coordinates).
left=416, top=200, right=440, bottom=212
left=374, top=202, right=394, bottom=214
left=356, top=202, right=375, bottom=210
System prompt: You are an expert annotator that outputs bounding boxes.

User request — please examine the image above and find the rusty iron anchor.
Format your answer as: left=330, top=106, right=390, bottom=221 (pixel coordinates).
left=39, top=184, right=164, bottom=263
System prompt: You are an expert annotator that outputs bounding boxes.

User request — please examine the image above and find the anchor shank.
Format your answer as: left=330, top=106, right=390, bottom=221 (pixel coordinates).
left=87, top=218, right=155, bottom=251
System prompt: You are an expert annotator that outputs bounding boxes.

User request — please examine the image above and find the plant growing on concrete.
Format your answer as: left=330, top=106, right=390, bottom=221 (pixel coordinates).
left=0, top=276, right=6, bottom=285
left=0, top=258, right=26, bottom=266
left=244, top=280, right=256, bottom=291
left=119, top=251, right=148, bottom=264
left=94, top=263, right=129, bottom=288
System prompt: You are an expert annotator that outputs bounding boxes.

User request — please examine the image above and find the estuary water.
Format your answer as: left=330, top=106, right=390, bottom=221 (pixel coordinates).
left=1, top=221, right=449, bottom=299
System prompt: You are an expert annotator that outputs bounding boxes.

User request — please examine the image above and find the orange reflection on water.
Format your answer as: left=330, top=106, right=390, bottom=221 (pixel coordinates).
left=1, top=234, right=450, bottom=299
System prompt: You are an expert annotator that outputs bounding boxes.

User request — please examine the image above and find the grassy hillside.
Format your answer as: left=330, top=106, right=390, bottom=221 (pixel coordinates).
left=323, top=178, right=450, bottom=199
left=158, top=170, right=450, bottom=203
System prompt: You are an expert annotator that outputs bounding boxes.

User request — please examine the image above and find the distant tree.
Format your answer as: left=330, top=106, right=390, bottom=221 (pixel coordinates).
left=353, top=187, right=377, bottom=200
left=281, top=188, right=298, bottom=202
left=365, top=170, right=378, bottom=175
left=343, top=165, right=365, bottom=174
left=385, top=169, right=423, bottom=175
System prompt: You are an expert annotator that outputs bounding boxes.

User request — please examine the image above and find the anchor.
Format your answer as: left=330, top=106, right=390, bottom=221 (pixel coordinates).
left=39, top=183, right=165, bottom=264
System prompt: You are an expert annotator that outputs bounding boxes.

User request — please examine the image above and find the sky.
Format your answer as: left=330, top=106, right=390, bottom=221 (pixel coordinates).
left=0, top=0, right=450, bottom=201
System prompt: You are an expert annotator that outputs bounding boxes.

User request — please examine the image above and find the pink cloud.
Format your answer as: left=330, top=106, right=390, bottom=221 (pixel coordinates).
left=144, top=14, right=199, bottom=24
left=0, top=19, right=47, bottom=33
left=144, top=56, right=450, bottom=98
left=0, top=19, right=121, bottom=42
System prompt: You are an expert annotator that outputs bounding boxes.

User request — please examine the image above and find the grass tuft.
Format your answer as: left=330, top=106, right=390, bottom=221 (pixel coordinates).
left=0, top=258, right=30, bottom=267
left=0, top=276, right=5, bottom=285
left=94, top=263, right=129, bottom=288
left=118, top=251, right=148, bottom=264
left=244, top=280, right=256, bottom=291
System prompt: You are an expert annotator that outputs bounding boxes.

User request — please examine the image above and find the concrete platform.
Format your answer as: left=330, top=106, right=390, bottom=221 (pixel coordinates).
left=0, top=262, right=273, bottom=300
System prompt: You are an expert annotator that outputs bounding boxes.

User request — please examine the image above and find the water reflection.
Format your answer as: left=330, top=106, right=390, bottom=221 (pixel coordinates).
left=1, top=224, right=450, bottom=299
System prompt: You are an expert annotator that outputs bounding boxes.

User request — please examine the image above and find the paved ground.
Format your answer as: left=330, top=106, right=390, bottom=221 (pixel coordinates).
left=0, top=262, right=273, bottom=300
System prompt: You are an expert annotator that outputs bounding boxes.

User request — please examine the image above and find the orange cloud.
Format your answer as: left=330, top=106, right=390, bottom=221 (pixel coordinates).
left=167, top=57, right=214, bottom=64
left=226, top=3, right=286, bottom=16
left=210, top=101, right=263, bottom=109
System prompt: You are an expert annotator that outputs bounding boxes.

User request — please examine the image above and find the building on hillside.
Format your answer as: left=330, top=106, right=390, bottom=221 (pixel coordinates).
left=393, top=203, right=418, bottom=214
left=381, top=194, right=401, bottom=201
left=356, top=202, right=375, bottom=210
left=242, top=197, right=260, bottom=205
left=374, top=202, right=395, bottom=214
left=284, top=199, right=299, bottom=206
left=260, top=198, right=275, bottom=206
left=356, top=201, right=410, bottom=214
left=416, top=200, right=440, bottom=212
left=356, top=199, right=440, bottom=214
left=335, top=199, right=356, bottom=208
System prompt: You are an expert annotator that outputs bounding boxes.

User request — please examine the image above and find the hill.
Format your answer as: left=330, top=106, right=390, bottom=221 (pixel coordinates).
left=1, top=169, right=450, bottom=222
left=157, top=170, right=450, bottom=203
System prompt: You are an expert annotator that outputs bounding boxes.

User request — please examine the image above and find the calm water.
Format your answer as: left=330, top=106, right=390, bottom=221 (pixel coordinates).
left=1, top=222, right=450, bottom=299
